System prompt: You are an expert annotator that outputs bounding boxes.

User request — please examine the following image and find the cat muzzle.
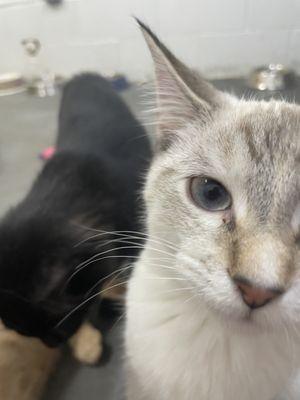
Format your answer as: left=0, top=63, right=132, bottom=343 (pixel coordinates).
left=233, top=275, right=284, bottom=309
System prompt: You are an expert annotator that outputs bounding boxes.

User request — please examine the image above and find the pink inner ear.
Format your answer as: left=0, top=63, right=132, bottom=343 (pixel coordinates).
left=40, top=146, right=56, bottom=161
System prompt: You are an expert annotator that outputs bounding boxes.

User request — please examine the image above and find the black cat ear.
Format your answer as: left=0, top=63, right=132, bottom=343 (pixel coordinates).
left=136, top=18, right=224, bottom=148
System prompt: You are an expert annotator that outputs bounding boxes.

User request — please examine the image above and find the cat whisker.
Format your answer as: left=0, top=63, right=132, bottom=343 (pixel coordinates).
left=94, top=270, right=186, bottom=293
left=126, top=286, right=195, bottom=308
left=85, top=263, right=132, bottom=297
left=64, top=261, right=133, bottom=292
left=94, top=233, right=177, bottom=252
left=75, top=228, right=177, bottom=249
left=66, top=253, right=175, bottom=288
left=159, top=286, right=195, bottom=294
left=142, top=275, right=186, bottom=282
left=59, top=266, right=187, bottom=327
left=0, top=288, right=32, bottom=303
left=85, top=261, right=183, bottom=297
left=110, top=311, right=127, bottom=331
left=74, top=242, right=175, bottom=273
left=182, top=292, right=199, bottom=305
left=75, top=229, right=177, bottom=252
left=74, top=245, right=142, bottom=272
left=55, top=280, right=128, bottom=328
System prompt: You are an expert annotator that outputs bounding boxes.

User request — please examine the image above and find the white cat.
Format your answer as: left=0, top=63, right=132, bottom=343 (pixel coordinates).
left=125, top=20, right=300, bottom=400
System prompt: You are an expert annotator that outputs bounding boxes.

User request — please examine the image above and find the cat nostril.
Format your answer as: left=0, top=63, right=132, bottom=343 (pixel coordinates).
left=232, top=276, right=283, bottom=309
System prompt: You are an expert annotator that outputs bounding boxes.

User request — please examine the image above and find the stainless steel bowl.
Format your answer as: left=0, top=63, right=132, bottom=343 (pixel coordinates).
left=0, top=73, right=26, bottom=96
left=248, top=64, right=296, bottom=91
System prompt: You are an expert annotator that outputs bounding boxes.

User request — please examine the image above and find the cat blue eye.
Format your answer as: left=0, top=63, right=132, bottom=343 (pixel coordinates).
left=189, top=177, right=232, bottom=211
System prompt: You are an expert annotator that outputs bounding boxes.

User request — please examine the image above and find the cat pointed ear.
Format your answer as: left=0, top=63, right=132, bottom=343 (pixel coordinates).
left=136, top=19, right=225, bottom=147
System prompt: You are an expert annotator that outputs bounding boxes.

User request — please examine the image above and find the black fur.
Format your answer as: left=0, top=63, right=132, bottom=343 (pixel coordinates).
left=0, top=74, right=151, bottom=346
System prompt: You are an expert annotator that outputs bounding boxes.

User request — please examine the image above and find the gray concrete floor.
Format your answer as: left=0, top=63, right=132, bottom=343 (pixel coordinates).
left=0, top=77, right=300, bottom=400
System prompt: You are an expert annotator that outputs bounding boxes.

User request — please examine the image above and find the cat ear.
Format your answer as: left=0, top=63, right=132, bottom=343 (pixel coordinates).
left=136, top=19, right=225, bottom=148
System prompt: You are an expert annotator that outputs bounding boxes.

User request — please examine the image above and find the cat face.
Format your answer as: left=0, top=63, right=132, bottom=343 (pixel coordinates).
left=0, top=212, right=105, bottom=346
left=138, top=20, right=300, bottom=329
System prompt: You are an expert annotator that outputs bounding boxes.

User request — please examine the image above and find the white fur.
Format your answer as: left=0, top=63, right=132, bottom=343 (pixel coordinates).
left=126, top=22, right=300, bottom=400
left=125, top=112, right=300, bottom=399
left=126, top=248, right=300, bottom=400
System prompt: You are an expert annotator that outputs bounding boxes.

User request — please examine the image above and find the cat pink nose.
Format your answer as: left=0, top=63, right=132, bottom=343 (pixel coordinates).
left=233, top=276, right=283, bottom=309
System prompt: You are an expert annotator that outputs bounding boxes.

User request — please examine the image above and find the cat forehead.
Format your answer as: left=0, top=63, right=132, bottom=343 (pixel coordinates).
left=210, top=100, right=300, bottom=170
left=230, top=99, right=300, bottom=145
left=159, top=99, right=300, bottom=223
left=207, top=99, right=300, bottom=146
left=171, top=99, right=300, bottom=167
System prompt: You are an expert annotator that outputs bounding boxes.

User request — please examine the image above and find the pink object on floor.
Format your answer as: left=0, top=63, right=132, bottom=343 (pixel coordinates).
left=40, top=146, right=56, bottom=161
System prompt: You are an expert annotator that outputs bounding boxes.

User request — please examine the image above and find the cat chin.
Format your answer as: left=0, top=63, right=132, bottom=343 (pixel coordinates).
left=189, top=286, right=293, bottom=335
left=212, top=299, right=300, bottom=338
left=221, top=309, right=275, bottom=333
left=203, top=301, right=266, bottom=334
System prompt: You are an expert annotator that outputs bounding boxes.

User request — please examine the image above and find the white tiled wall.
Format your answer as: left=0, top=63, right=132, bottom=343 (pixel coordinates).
left=0, top=0, right=299, bottom=81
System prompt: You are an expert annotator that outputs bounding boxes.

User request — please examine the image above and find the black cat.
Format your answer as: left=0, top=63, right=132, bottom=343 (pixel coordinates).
left=0, top=73, right=151, bottom=347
